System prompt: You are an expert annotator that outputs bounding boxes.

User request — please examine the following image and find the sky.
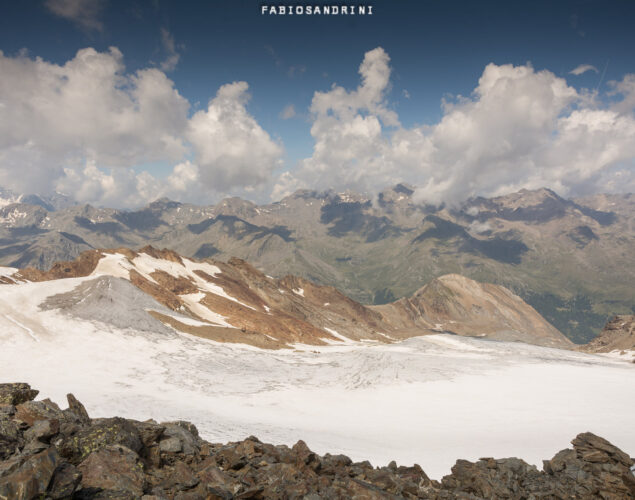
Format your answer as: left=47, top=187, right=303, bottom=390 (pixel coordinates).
left=0, top=0, right=634, bottom=207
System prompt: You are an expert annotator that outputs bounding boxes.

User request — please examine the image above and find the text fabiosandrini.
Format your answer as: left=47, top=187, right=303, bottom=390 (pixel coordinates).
left=261, top=5, right=373, bottom=16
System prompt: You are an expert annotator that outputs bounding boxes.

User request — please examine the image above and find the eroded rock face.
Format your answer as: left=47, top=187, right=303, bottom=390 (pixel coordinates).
left=0, top=383, right=633, bottom=499
left=581, top=314, right=635, bottom=355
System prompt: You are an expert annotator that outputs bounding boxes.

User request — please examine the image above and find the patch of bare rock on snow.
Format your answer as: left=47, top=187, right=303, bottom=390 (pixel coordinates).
left=0, top=383, right=634, bottom=499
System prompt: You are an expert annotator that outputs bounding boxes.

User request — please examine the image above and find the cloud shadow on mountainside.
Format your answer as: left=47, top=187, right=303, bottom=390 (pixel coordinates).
left=187, top=215, right=295, bottom=243
left=412, top=215, right=528, bottom=265
left=320, top=200, right=403, bottom=242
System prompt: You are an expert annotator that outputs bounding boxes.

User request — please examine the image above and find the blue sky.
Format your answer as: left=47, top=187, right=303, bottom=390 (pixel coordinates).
left=0, top=0, right=634, bottom=206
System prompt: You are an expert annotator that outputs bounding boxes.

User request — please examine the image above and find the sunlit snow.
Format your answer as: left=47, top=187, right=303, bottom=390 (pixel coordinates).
left=92, top=251, right=255, bottom=310
left=323, top=327, right=353, bottom=344
left=0, top=278, right=633, bottom=479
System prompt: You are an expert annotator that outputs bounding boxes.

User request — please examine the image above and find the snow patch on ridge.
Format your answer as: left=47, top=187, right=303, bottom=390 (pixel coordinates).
left=180, top=292, right=236, bottom=328
left=92, top=252, right=256, bottom=310
left=0, top=266, right=18, bottom=278
left=92, top=253, right=135, bottom=279
left=0, top=208, right=28, bottom=225
left=153, top=310, right=216, bottom=327
left=323, top=327, right=353, bottom=344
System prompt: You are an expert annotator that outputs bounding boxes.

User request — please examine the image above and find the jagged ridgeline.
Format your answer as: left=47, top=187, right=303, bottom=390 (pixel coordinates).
left=0, top=186, right=633, bottom=343
left=0, top=383, right=634, bottom=498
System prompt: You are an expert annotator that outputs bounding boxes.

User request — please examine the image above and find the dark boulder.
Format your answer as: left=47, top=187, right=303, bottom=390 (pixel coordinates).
left=59, top=417, right=143, bottom=464
left=133, top=420, right=166, bottom=448
left=0, top=383, right=39, bottom=405
left=47, top=461, right=82, bottom=499
left=159, top=422, right=200, bottom=456
left=0, top=416, right=22, bottom=460
left=0, top=447, right=59, bottom=500
left=24, top=417, right=60, bottom=443
left=14, top=399, right=65, bottom=427
left=78, top=444, right=146, bottom=497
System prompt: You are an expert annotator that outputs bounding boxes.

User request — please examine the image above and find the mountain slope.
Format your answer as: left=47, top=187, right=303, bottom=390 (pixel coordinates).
left=2, top=247, right=570, bottom=349
left=373, top=274, right=572, bottom=348
left=0, top=187, right=632, bottom=343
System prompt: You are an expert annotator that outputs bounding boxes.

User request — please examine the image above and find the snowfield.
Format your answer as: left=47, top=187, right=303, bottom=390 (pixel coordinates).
left=0, top=278, right=634, bottom=479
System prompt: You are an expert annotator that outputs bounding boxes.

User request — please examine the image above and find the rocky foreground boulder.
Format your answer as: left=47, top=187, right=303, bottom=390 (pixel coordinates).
left=0, top=383, right=633, bottom=499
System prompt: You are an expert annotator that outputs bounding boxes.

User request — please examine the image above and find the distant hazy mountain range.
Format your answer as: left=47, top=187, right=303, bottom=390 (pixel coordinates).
left=0, top=185, right=632, bottom=343
left=0, top=186, right=76, bottom=212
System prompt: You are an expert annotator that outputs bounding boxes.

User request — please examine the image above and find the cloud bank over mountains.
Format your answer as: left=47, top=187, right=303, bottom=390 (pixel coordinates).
left=276, top=49, right=635, bottom=205
left=0, top=45, right=634, bottom=207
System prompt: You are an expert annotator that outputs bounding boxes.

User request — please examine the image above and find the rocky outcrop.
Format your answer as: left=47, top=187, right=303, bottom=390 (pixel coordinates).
left=0, top=383, right=633, bottom=499
left=0, top=383, right=39, bottom=405
left=3, top=247, right=570, bottom=349
left=581, top=315, right=635, bottom=357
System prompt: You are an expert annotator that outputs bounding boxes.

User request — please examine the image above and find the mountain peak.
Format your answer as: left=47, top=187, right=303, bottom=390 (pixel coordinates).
left=462, top=187, right=570, bottom=222
left=147, top=197, right=181, bottom=210
left=374, top=272, right=572, bottom=348
left=489, top=187, right=566, bottom=209
left=393, top=183, right=415, bottom=196
left=283, top=189, right=329, bottom=200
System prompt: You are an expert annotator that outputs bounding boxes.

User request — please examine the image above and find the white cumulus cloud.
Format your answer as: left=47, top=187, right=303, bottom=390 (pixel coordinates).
left=275, top=47, right=635, bottom=205
left=609, top=74, right=635, bottom=115
left=0, top=47, right=284, bottom=207
left=0, top=47, right=189, bottom=197
left=273, top=47, right=400, bottom=198
left=55, top=161, right=207, bottom=208
left=1, top=44, right=634, bottom=209
left=187, top=81, right=283, bottom=192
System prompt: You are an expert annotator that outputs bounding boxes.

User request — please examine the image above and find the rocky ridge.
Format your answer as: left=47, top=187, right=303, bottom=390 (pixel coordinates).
left=1, top=247, right=571, bottom=349
left=0, top=383, right=633, bottom=499
left=580, top=315, right=635, bottom=360
left=371, top=273, right=572, bottom=349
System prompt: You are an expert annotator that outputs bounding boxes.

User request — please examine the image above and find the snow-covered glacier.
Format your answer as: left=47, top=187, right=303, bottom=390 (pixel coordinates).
left=0, top=276, right=633, bottom=479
